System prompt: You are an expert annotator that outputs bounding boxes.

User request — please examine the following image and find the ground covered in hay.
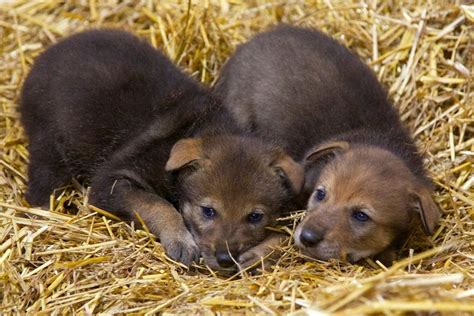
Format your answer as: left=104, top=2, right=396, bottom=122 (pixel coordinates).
left=0, top=0, right=473, bottom=314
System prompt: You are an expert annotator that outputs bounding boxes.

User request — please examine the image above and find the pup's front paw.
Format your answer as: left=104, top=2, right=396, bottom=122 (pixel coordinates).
left=238, top=246, right=271, bottom=272
left=238, top=233, right=287, bottom=273
left=160, top=228, right=200, bottom=267
left=238, top=245, right=279, bottom=274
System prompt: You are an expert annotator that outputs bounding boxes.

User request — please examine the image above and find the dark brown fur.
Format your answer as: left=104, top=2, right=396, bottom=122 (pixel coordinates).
left=215, top=25, right=440, bottom=264
left=20, top=29, right=304, bottom=270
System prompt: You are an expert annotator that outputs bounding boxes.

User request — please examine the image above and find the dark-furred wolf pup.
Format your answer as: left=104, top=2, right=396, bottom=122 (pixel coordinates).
left=20, top=29, right=304, bottom=271
left=215, top=25, right=440, bottom=264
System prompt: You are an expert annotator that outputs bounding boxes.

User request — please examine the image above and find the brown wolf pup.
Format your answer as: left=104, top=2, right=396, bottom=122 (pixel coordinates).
left=20, top=29, right=303, bottom=271
left=215, top=25, right=440, bottom=264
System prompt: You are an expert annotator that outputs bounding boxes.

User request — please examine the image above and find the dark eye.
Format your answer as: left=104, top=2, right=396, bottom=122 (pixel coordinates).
left=248, top=212, right=264, bottom=223
left=314, top=186, right=326, bottom=201
left=201, top=206, right=216, bottom=219
left=352, top=211, right=370, bottom=222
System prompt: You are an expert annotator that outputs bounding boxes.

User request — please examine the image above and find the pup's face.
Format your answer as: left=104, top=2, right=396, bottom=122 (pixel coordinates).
left=295, top=145, right=439, bottom=263
left=166, top=136, right=303, bottom=271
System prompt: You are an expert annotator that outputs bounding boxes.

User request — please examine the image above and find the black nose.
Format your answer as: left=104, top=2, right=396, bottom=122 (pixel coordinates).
left=300, top=228, right=324, bottom=247
left=215, top=250, right=236, bottom=268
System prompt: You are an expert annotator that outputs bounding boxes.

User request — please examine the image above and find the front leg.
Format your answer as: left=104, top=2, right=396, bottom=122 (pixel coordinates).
left=89, top=174, right=200, bottom=266
left=238, top=233, right=288, bottom=273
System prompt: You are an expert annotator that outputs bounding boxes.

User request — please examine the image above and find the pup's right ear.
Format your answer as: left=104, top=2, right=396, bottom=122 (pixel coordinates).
left=271, top=154, right=305, bottom=194
left=165, top=138, right=206, bottom=171
left=410, top=185, right=441, bottom=235
left=305, top=141, right=350, bottom=163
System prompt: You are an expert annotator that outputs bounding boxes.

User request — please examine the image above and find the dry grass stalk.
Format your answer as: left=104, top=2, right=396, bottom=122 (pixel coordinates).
left=0, top=0, right=472, bottom=314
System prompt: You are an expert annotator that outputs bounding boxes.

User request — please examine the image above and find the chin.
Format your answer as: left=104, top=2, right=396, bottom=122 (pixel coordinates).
left=307, top=252, right=341, bottom=262
left=346, top=249, right=378, bottom=263
left=299, top=243, right=342, bottom=262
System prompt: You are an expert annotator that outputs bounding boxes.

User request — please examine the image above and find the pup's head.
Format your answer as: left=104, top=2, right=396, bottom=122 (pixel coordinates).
left=295, top=141, right=440, bottom=263
left=166, top=136, right=303, bottom=271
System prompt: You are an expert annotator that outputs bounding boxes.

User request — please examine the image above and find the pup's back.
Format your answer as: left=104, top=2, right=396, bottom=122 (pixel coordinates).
left=216, top=25, right=410, bottom=162
left=21, top=29, right=212, bottom=179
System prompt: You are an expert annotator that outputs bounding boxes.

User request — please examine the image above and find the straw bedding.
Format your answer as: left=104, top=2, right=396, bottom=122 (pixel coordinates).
left=0, top=0, right=472, bottom=314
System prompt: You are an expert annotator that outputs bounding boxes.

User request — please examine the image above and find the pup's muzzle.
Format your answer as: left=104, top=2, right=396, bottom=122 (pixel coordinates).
left=299, top=227, right=324, bottom=248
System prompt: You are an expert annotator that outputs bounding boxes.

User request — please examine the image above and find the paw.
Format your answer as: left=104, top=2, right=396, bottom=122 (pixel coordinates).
left=160, top=229, right=200, bottom=267
left=238, top=245, right=275, bottom=273
left=238, top=234, right=287, bottom=273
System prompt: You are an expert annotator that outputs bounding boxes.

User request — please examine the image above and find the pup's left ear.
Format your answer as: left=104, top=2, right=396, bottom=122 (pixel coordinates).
left=305, top=140, right=350, bottom=164
left=271, top=154, right=304, bottom=194
left=165, top=138, right=205, bottom=171
left=411, top=185, right=441, bottom=235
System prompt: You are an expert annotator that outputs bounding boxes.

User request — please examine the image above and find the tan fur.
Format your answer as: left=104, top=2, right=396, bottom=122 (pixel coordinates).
left=295, top=145, right=439, bottom=263
left=411, top=185, right=441, bottom=235
left=165, top=138, right=206, bottom=171
left=272, top=153, right=305, bottom=193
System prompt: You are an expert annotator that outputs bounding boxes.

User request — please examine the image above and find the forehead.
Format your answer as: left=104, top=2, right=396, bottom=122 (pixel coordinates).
left=192, top=138, right=286, bottom=208
left=319, top=148, right=413, bottom=208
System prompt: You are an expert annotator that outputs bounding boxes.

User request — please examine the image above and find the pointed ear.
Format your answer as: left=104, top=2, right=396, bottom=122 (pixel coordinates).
left=272, top=154, right=304, bottom=194
left=411, top=185, right=440, bottom=235
left=165, top=138, right=204, bottom=172
left=305, top=141, right=350, bottom=163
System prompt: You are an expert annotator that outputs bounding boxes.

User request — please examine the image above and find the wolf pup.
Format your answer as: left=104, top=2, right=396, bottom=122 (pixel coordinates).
left=215, top=25, right=440, bottom=264
left=20, top=29, right=304, bottom=271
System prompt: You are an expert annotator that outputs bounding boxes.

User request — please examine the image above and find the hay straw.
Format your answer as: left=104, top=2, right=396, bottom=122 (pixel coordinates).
left=0, top=0, right=472, bottom=314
